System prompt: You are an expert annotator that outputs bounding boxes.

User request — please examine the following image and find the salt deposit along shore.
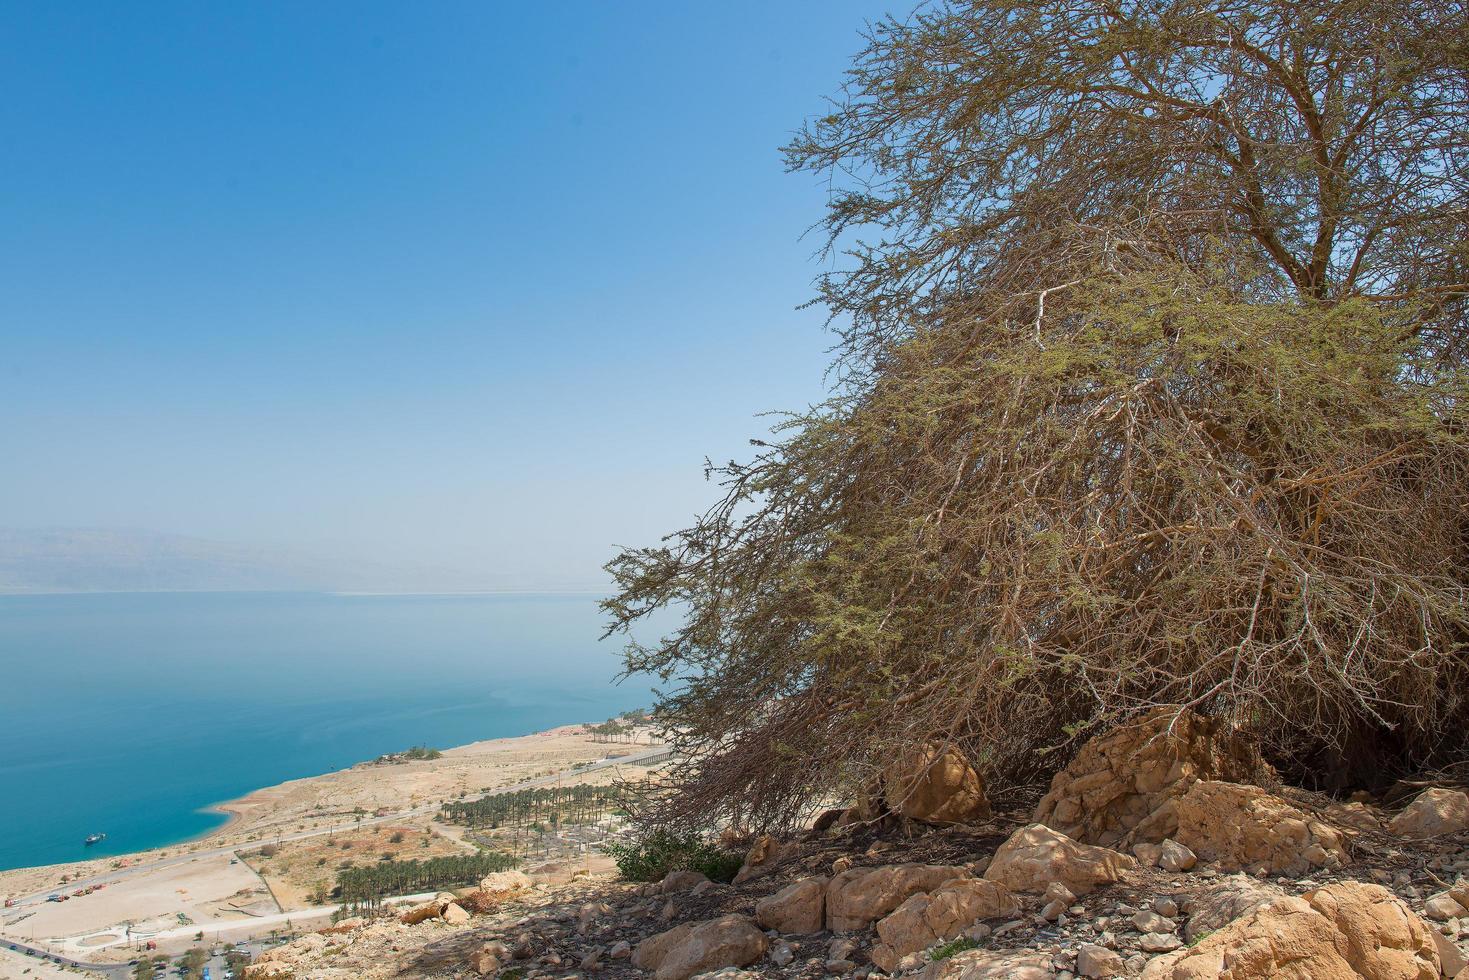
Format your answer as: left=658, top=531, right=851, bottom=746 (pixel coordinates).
left=0, top=722, right=667, bottom=970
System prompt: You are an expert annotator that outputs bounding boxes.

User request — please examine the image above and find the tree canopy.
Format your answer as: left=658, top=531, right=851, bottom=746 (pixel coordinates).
left=604, top=0, right=1469, bottom=832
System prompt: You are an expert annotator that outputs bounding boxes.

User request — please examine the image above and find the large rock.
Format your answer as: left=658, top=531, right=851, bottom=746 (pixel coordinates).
left=983, top=824, right=1136, bottom=896
left=1141, top=881, right=1441, bottom=979
left=920, top=948, right=1056, bottom=979
left=478, top=869, right=534, bottom=898
left=652, top=914, right=769, bottom=980
left=732, top=834, right=788, bottom=885
left=1182, top=874, right=1287, bottom=943
left=1389, top=788, right=1469, bottom=838
left=1035, top=708, right=1273, bottom=847
left=633, top=923, right=694, bottom=971
left=871, top=878, right=1020, bottom=972
left=755, top=876, right=827, bottom=935
left=1172, top=781, right=1349, bottom=874
left=399, top=896, right=451, bottom=925
left=826, top=863, right=969, bottom=932
left=883, top=744, right=992, bottom=825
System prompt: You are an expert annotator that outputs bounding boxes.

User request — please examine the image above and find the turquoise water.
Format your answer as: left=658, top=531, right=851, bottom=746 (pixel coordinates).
left=0, top=592, right=655, bottom=872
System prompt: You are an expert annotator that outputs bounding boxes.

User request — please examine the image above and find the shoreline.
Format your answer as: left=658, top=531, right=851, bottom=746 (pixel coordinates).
left=0, top=718, right=655, bottom=888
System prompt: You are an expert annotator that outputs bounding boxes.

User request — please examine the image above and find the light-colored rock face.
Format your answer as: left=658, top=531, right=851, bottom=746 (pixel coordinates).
left=920, top=948, right=1056, bottom=979
left=1034, top=708, right=1274, bottom=847
left=755, top=876, right=828, bottom=935
left=883, top=744, right=992, bottom=825
left=983, top=824, right=1137, bottom=896
left=1326, top=801, right=1384, bottom=833
left=1172, top=780, right=1349, bottom=875
left=398, top=897, right=449, bottom=925
left=661, top=869, right=711, bottom=893
left=652, top=914, right=769, bottom=980
left=1389, top=788, right=1469, bottom=838
left=870, top=878, right=1021, bottom=971
left=826, top=863, right=970, bottom=932
left=632, top=923, right=695, bottom=971
left=1183, top=874, right=1287, bottom=943
left=1077, top=943, right=1124, bottom=978
left=478, top=869, right=534, bottom=897
left=1142, top=881, right=1441, bottom=980
left=732, top=834, right=787, bottom=885
left=440, top=902, right=469, bottom=925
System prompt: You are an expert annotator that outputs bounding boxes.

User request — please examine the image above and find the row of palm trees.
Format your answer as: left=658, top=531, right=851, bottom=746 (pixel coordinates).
left=335, top=852, right=517, bottom=909
left=439, top=783, right=621, bottom=830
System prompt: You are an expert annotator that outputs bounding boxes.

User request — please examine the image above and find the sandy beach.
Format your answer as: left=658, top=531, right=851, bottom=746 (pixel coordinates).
left=0, top=722, right=665, bottom=964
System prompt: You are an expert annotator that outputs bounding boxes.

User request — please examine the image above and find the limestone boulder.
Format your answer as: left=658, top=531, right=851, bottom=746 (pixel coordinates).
left=440, top=901, right=469, bottom=925
left=661, top=869, right=711, bottom=893
left=478, top=869, right=534, bottom=898
left=1172, top=781, right=1349, bottom=874
left=633, top=923, right=694, bottom=971
left=826, top=863, right=969, bottom=932
left=652, top=914, right=769, bottom=980
left=871, top=878, right=1020, bottom=973
left=399, top=897, right=450, bottom=925
left=1142, top=881, right=1440, bottom=980
left=920, top=948, right=1056, bottom=979
left=1326, top=802, right=1385, bottom=834
left=883, top=744, right=992, bottom=825
left=983, top=824, right=1137, bottom=896
left=1034, top=708, right=1274, bottom=847
left=733, top=834, right=788, bottom=885
left=755, top=876, right=828, bottom=935
left=1389, top=788, right=1469, bottom=838
left=1183, top=874, right=1287, bottom=943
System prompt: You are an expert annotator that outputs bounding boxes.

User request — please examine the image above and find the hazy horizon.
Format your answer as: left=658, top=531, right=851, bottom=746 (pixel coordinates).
left=1, top=3, right=892, bottom=590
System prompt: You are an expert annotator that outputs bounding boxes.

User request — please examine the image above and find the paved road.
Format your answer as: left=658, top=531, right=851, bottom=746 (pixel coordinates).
left=11, top=745, right=671, bottom=910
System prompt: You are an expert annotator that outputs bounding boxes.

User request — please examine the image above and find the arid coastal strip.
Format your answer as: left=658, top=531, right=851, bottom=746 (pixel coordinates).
left=0, top=723, right=664, bottom=967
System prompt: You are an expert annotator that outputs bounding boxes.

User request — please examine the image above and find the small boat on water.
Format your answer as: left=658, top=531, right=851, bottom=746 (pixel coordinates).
left=84, top=833, right=106, bottom=846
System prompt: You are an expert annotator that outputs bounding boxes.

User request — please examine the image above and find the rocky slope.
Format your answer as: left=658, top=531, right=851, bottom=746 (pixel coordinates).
left=243, top=711, right=1469, bottom=980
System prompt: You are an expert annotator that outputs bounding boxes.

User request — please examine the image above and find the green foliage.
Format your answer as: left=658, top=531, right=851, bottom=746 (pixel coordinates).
left=335, top=851, right=516, bottom=910
left=607, top=265, right=1469, bottom=829
left=929, top=937, right=981, bottom=961
left=604, top=829, right=744, bottom=883
left=441, top=784, right=619, bottom=830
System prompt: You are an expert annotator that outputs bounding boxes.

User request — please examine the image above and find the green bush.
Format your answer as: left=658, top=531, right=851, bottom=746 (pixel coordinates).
left=929, top=937, right=980, bottom=961
left=604, top=830, right=744, bottom=883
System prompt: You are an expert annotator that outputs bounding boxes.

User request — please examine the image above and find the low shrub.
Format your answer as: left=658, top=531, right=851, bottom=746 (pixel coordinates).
left=604, top=830, right=744, bottom=883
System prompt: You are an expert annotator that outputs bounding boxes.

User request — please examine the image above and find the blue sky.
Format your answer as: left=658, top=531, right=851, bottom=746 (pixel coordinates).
left=0, top=2, right=895, bottom=587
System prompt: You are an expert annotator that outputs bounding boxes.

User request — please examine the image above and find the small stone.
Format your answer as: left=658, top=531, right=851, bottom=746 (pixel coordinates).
left=659, top=900, right=678, bottom=922
left=1044, top=881, right=1078, bottom=906
left=1042, top=899, right=1067, bottom=921
left=963, top=923, right=991, bottom=941
left=1157, top=839, right=1196, bottom=872
left=1425, top=892, right=1467, bottom=921
left=769, top=942, right=795, bottom=968
left=828, top=937, right=858, bottom=962
left=1138, top=933, right=1183, bottom=953
left=609, top=941, right=630, bottom=959
left=1153, top=896, right=1178, bottom=918
left=1076, top=943, right=1124, bottom=979
left=1130, top=910, right=1176, bottom=934
left=1132, top=843, right=1162, bottom=867
left=825, top=958, right=857, bottom=974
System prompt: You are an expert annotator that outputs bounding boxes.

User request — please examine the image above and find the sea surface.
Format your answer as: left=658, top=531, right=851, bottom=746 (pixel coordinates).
left=0, top=591, right=660, bottom=872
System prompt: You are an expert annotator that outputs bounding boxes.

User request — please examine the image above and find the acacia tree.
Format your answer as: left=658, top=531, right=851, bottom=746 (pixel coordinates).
left=604, top=0, right=1469, bottom=832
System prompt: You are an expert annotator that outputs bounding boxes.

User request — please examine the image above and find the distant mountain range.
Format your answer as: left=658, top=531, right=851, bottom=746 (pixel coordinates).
left=0, top=527, right=588, bottom=594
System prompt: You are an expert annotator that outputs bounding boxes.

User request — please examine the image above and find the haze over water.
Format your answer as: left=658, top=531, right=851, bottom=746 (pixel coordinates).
left=0, top=591, right=652, bottom=872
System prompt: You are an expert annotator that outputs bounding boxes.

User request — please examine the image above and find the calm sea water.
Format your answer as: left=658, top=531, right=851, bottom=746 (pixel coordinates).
left=0, top=592, right=657, bottom=872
